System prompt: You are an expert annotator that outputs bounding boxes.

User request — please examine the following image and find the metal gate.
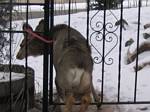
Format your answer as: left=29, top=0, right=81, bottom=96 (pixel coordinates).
left=0, top=0, right=150, bottom=112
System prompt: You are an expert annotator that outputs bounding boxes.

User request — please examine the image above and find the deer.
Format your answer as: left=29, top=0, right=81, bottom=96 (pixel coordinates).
left=16, top=19, right=100, bottom=112
left=126, top=42, right=150, bottom=71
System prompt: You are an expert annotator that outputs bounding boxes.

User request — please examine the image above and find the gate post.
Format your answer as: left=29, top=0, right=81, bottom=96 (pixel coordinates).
left=43, top=0, right=50, bottom=112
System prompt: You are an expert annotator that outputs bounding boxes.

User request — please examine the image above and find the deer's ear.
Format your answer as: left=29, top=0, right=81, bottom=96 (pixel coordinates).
left=39, top=19, right=44, bottom=25
left=35, top=19, right=44, bottom=32
left=22, top=23, right=34, bottom=40
left=22, top=23, right=33, bottom=31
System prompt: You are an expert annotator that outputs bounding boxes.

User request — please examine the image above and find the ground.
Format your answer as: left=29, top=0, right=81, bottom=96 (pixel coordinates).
left=29, top=103, right=118, bottom=112
left=29, top=91, right=119, bottom=112
left=28, top=91, right=148, bottom=112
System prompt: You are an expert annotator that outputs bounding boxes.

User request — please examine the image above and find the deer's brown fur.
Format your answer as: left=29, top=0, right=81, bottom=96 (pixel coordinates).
left=16, top=19, right=100, bottom=112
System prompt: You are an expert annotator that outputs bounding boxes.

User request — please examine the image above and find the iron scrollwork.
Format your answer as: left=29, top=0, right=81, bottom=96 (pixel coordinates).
left=90, top=10, right=119, bottom=65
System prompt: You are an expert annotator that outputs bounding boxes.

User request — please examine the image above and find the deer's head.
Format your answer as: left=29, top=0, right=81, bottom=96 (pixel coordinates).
left=16, top=19, right=45, bottom=60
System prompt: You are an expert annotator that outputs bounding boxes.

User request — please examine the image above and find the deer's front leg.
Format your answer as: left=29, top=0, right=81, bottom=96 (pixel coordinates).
left=79, top=93, right=91, bottom=112
left=64, top=94, right=75, bottom=112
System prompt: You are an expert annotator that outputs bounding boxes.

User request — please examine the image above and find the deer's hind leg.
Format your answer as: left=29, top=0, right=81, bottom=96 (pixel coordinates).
left=64, top=94, right=75, bottom=112
left=79, top=93, right=91, bottom=112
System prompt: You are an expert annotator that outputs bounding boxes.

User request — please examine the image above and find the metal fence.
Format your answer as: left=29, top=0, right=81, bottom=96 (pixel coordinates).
left=0, top=0, right=150, bottom=112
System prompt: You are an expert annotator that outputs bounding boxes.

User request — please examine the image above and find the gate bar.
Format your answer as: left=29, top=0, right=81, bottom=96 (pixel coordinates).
left=43, top=0, right=50, bottom=112
left=86, top=0, right=90, bottom=45
left=25, top=0, right=30, bottom=111
left=49, top=0, right=54, bottom=104
left=134, top=0, right=142, bottom=102
left=118, top=0, right=124, bottom=102
left=68, top=0, right=71, bottom=44
left=9, top=0, right=13, bottom=111
left=52, top=101, right=150, bottom=105
left=101, top=0, right=107, bottom=103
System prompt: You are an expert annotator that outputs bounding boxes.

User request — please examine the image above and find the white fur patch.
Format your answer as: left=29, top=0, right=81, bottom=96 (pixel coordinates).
left=69, top=68, right=84, bottom=87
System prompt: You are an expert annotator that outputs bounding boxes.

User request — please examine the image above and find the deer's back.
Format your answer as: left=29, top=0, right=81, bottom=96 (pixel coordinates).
left=51, top=24, right=93, bottom=99
left=51, top=24, right=93, bottom=72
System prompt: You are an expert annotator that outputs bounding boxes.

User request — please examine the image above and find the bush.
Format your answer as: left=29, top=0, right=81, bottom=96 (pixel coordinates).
left=90, top=0, right=124, bottom=10
left=0, top=1, right=14, bottom=63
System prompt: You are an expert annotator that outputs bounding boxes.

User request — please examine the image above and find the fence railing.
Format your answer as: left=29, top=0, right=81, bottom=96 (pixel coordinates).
left=0, top=0, right=150, bottom=112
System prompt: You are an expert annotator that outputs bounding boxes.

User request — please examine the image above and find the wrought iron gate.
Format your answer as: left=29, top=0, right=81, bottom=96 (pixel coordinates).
left=0, top=0, right=150, bottom=112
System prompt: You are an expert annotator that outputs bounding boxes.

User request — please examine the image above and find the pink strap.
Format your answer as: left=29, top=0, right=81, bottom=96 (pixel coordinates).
left=24, top=29, right=53, bottom=44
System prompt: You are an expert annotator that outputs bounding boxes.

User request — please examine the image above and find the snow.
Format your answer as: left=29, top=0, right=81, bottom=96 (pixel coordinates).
left=8, top=4, right=150, bottom=112
left=13, top=0, right=150, bottom=13
left=13, top=3, right=87, bottom=12
left=0, top=72, right=24, bottom=82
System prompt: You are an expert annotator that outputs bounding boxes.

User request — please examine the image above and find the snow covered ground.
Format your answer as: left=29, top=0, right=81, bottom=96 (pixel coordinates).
left=13, top=3, right=87, bottom=12
left=6, top=3, right=150, bottom=112
left=13, top=0, right=150, bottom=13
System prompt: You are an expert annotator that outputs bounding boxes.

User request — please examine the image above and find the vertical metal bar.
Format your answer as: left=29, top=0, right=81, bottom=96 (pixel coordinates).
left=49, top=0, right=54, bottom=104
left=86, top=0, right=90, bottom=45
left=101, top=0, right=107, bottom=103
left=118, top=0, right=124, bottom=102
left=43, top=0, right=50, bottom=112
left=68, top=0, right=71, bottom=44
left=134, top=0, right=141, bottom=102
left=68, top=0, right=71, bottom=45
left=71, top=0, right=73, bottom=12
left=25, top=0, right=29, bottom=111
left=68, top=0, right=71, bottom=27
left=9, top=0, right=13, bottom=111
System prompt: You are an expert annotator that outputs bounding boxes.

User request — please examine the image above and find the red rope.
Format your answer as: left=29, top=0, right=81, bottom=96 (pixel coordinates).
left=24, top=29, right=53, bottom=44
